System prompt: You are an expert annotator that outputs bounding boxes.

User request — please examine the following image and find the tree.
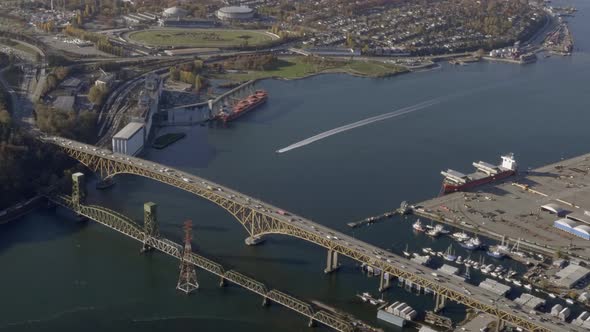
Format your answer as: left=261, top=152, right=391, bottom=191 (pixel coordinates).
left=88, top=85, right=108, bottom=106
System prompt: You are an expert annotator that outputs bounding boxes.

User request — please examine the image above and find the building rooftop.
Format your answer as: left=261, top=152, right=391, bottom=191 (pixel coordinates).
left=218, top=6, right=253, bottom=14
left=555, top=264, right=590, bottom=288
left=113, top=122, right=144, bottom=140
left=52, top=96, right=75, bottom=112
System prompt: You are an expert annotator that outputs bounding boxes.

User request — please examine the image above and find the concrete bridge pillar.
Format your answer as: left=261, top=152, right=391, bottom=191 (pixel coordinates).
left=262, top=297, right=269, bottom=306
left=379, top=271, right=391, bottom=292
left=219, top=276, right=226, bottom=288
left=142, top=202, right=159, bottom=253
left=434, top=293, right=446, bottom=313
left=324, top=250, right=339, bottom=274
left=308, top=318, right=316, bottom=327
left=71, top=172, right=86, bottom=207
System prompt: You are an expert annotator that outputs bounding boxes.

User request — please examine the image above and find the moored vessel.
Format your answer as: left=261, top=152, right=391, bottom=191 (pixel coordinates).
left=215, top=90, right=268, bottom=123
left=440, top=154, right=518, bottom=194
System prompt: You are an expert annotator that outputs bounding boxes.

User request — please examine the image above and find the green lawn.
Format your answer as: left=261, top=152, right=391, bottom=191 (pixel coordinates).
left=128, top=29, right=275, bottom=48
left=217, top=57, right=408, bottom=81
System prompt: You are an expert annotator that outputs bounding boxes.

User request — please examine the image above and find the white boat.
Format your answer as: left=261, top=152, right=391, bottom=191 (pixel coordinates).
left=513, top=280, right=522, bottom=287
left=524, top=284, right=533, bottom=291
left=413, top=220, right=425, bottom=232
left=435, top=224, right=450, bottom=234
left=443, top=244, right=456, bottom=262
left=426, top=228, right=441, bottom=237
left=548, top=293, right=556, bottom=299
left=491, top=272, right=498, bottom=277
left=456, top=256, right=463, bottom=264
left=403, top=244, right=411, bottom=257
left=436, top=251, right=444, bottom=257
left=452, top=232, right=470, bottom=242
left=566, top=299, right=575, bottom=305
left=422, top=247, right=433, bottom=254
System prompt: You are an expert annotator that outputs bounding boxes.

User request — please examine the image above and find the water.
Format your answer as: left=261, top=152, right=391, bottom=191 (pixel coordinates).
left=2, top=2, right=590, bottom=331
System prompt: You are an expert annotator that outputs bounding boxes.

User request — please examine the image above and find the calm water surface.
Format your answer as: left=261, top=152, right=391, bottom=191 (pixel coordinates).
left=1, top=1, right=589, bottom=331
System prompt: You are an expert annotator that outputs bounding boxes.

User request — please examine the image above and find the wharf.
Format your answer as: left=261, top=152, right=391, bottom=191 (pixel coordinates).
left=410, top=151, right=590, bottom=263
left=347, top=210, right=399, bottom=228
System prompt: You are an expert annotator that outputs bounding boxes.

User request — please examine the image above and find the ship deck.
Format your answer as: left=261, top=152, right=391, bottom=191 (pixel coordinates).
left=415, top=152, right=590, bottom=261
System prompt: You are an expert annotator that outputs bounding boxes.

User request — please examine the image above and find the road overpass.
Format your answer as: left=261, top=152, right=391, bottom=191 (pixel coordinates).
left=41, top=135, right=577, bottom=332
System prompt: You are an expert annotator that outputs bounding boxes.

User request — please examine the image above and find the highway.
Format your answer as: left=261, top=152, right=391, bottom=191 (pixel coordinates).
left=43, top=135, right=578, bottom=332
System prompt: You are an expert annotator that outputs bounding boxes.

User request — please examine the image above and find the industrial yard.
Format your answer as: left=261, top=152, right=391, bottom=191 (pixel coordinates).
left=412, top=153, right=590, bottom=262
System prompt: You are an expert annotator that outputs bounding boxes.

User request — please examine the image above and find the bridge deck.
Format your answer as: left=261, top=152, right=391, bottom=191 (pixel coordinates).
left=43, top=136, right=577, bottom=332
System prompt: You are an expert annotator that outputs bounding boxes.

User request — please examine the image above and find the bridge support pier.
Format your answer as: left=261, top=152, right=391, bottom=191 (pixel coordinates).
left=434, top=293, right=446, bottom=313
left=142, top=202, right=159, bottom=253
left=495, top=318, right=505, bottom=332
left=308, top=318, right=316, bottom=327
left=379, top=271, right=391, bottom=292
left=245, top=235, right=265, bottom=246
left=324, top=250, right=339, bottom=274
left=72, top=172, right=86, bottom=207
left=219, top=276, right=226, bottom=288
left=262, top=297, right=269, bottom=306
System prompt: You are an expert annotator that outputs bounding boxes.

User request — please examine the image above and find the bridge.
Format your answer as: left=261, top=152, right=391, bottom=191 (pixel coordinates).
left=42, top=135, right=577, bottom=332
left=47, top=177, right=359, bottom=332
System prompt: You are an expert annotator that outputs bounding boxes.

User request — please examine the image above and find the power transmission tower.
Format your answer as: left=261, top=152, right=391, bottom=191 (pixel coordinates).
left=176, top=220, right=199, bottom=294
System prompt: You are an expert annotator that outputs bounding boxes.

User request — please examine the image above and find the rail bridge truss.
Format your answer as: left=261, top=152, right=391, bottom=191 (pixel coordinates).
left=47, top=190, right=355, bottom=332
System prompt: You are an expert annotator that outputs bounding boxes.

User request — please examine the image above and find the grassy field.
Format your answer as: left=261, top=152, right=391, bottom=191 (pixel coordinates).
left=128, top=29, right=275, bottom=48
left=217, top=57, right=408, bottom=81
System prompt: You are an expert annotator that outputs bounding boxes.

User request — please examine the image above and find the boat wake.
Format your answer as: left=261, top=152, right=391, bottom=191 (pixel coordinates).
left=276, top=98, right=441, bottom=154
left=275, top=83, right=500, bottom=154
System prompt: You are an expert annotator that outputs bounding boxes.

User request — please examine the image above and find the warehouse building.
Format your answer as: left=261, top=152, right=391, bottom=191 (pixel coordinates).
left=112, top=122, right=145, bottom=156
left=553, top=218, right=590, bottom=240
left=554, top=263, right=590, bottom=289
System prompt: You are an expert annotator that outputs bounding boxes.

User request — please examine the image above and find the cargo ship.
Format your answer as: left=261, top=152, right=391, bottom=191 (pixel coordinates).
left=440, top=153, right=517, bottom=194
left=215, top=90, right=268, bottom=123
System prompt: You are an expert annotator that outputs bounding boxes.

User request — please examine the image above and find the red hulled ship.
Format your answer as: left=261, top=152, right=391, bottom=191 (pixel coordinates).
left=215, top=90, right=268, bottom=123
left=440, top=153, right=518, bottom=194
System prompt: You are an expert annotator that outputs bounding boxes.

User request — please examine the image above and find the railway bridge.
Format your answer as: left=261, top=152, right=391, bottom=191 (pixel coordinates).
left=41, top=135, right=577, bottom=332
left=46, top=181, right=355, bottom=332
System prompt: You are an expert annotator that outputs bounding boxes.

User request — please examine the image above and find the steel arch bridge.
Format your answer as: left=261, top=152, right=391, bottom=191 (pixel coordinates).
left=43, top=136, right=564, bottom=332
